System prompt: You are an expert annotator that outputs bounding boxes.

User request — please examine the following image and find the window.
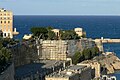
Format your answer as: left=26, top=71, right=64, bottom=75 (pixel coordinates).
left=4, top=21, right=6, bottom=23
left=8, top=21, right=10, bottom=23
left=4, top=33, right=6, bottom=37
left=8, top=33, right=10, bottom=37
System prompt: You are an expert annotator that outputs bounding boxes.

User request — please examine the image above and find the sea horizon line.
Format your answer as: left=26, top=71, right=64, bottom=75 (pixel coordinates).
left=13, top=14, right=120, bottom=17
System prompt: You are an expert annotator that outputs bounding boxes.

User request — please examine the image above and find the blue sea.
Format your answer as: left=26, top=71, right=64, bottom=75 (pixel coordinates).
left=14, top=15, right=120, bottom=79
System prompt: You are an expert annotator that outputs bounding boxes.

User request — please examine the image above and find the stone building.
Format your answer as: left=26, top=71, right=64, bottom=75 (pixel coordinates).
left=0, top=8, right=18, bottom=38
left=40, top=40, right=68, bottom=60
left=74, top=28, right=83, bottom=37
left=45, top=65, right=92, bottom=80
left=51, top=29, right=60, bottom=38
left=39, top=40, right=77, bottom=60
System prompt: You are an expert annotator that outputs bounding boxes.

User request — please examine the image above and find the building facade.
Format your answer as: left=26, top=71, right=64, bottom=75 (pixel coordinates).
left=52, top=29, right=60, bottom=38
left=39, top=40, right=78, bottom=60
left=40, top=40, right=68, bottom=60
left=0, top=8, right=13, bottom=38
left=74, top=28, right=83, bottom=37
left=0, top=8, right=18, bottom=38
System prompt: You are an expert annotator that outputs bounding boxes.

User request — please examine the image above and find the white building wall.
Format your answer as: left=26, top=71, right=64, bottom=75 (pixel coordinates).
left=3, top=31, right=13, bottom=38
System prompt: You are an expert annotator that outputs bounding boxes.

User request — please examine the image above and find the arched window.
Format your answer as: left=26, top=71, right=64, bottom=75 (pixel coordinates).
left=8, top=33, right=10, bottom=37
left=4, top=33, right=6, bottom=37
left=8, top=21, right=10, bottom=23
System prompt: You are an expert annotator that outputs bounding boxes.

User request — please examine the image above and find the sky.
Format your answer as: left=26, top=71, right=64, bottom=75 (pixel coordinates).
left=0, top=0, right=120, bottom=15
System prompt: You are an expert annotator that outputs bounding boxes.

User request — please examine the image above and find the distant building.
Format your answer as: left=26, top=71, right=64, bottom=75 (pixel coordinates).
left=0, top=63, right=14, bottom=80
left=45, top=65, right=91, bottom=80
left=51, top=29, right=60, bottom=38
left=0, top=8, right=18, bottom=38
left=74, top=28, right=83, bottom=37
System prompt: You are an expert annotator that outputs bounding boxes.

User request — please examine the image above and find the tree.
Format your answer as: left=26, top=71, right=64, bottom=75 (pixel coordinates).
left=47, top=31, right=56, bottom=40
left=0, top=47, right=11, bottom=62
left=46, top=26, right=57, bottom=40
left=72, top=51, right=81, bottom=64
left=31, top=27, right=48, bottom=39
left=0, top=42, right=3, bottom=49
left=81, top=33, right=86, bottom=38
left=0, top=37, right=12, bottom=72
left=72, top=46, right=100, bottom=64
left=72, top=51, right=86, bottom=64
left=94, top=46, right=99, bottom=55
left=60, top=30, right=80, bottom=40
left=82, top=48, right=91, bottom=60
left=91, top=47, right=96, bottom=56
left=0, top=47, right=12, bottom=73
left=46, top=26, right=54, bottom=31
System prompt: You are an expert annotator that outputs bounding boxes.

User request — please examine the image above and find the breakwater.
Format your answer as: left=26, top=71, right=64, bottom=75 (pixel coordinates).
left=94, top=38, right=120, bottom=43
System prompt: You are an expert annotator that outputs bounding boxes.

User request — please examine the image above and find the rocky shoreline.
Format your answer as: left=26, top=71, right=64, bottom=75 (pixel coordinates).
left=81, top=52, right=120, bottom=75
